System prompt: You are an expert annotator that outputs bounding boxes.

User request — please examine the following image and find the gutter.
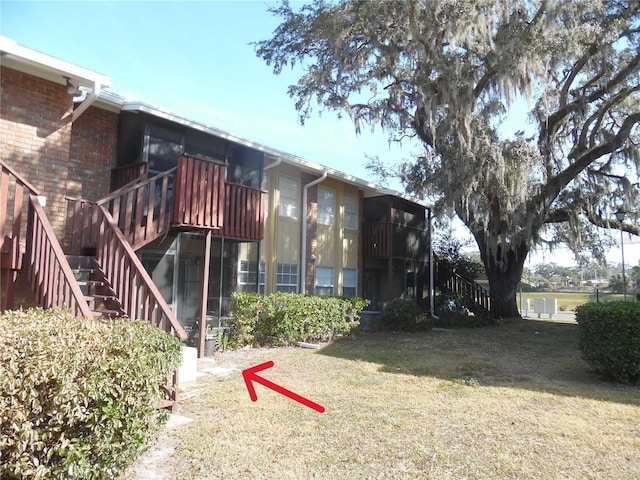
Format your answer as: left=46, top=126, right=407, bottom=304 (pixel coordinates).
left=300, top=171, right=328, bottom=293
left=72, top=82, right=102, bottom=122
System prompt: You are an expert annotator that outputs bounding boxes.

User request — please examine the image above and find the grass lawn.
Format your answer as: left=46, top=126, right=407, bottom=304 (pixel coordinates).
left=167, top=319, right=639, bottom=479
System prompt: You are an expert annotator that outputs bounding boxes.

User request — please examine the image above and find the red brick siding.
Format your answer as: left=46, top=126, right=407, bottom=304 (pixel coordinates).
left=1, top=67, right=119, bottom=241
left=68, top=106, right=118, bottom=200
left=1, top=66, right=73, bottom=237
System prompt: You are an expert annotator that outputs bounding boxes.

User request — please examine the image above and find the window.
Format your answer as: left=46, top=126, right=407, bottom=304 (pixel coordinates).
left=276, top=263, right=298, bottom=292
left=343, top=268, right=357, bottom=297
left=317, top=186, right=336, bottom=226
left=344, top=193, right=358, bottom=230
left=279, top=177, right=299, bottom=220
left=315, top=267, right=334, bottom=296
left=147, top=124, right=182, bottom=174
left=238, top=261, right=266, bottom=294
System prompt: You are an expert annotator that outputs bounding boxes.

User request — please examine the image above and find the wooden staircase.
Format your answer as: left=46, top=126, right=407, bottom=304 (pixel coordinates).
left=0, top=159, right=186, bottom=412
left=435, top=259, right=502, bottom=319
left=67, top=255, right=124, bottom=319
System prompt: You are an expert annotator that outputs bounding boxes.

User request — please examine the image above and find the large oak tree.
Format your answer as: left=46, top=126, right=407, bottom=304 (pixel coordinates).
left=256, top=0, right=640, bottom=316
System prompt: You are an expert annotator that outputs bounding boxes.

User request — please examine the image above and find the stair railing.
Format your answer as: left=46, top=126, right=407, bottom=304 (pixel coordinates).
left=436, top=259, right=501, bottom=318
left=25, top=195, right=94, bottom=317
left=98, top=167, right=176, bottom=250
left=96, top=203, right=186, bottom=340
left=1, top=162, right=33, bottom=308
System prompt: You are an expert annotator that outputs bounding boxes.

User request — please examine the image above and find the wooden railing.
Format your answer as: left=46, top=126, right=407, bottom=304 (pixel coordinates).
left=220, top=182, right=265, bottom=240
left=363, top=222, right=429, bottom=259
left=1, top=161, right=42, bottom=309
left=96, top=204, right=186, bottom=340
left=98, top=167, right=175, bottom=251
left=363, top=222, right=392, bottom=257
left=171, top=155, right=226, bottom=229
left=110, top=162, right=148, bottom=191
left=26, top=196, right=93, bottom=317
left=435, top=260, right=501, bottom=318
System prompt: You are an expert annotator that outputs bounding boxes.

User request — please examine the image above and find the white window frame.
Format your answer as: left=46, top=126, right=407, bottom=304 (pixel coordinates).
left=343, top=268, right=357, bottom=297
left=317, top=186, right=336, bottom=226
left=279, top=176, right=299, bottom=220
left=344, top=193, right=358, bottom=230
left=276, top=263, right=298, bottom=293
left=315, top=266, right=334, bottom=296
left=238, top=260, right=266, bottom=294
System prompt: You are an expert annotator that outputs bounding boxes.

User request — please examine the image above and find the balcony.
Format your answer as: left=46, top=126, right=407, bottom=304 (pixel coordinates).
left=363, top=221, right=429, bottom=260
left=170, top=154, right=265, bottom=241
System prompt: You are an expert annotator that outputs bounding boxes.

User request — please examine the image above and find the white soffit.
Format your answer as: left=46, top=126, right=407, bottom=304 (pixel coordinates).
left=0, top=36, right=112, bottom=89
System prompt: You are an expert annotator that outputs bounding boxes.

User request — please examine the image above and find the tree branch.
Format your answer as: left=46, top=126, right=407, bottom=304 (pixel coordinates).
left=546, top=206, right=640, bottom=236
left=544, top=111, right=640, bottom=200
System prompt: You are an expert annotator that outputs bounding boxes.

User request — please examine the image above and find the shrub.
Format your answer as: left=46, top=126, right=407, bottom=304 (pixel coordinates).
left=0, top=308, right=182, bottom=479
left=228, top=293, right=368, bottom=347
left=381, top=298, right=429, bottom=331
left=434, top=292, right=495, bottom=328
left=575, top=301, right=640, bottom=383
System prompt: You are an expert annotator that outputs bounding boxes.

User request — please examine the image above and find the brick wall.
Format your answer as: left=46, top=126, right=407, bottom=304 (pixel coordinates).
left=1, top=67, right=119, bottom=238
left=1, top=66, right=73, bottom=237
left=68, top=106, right=118, bottom=201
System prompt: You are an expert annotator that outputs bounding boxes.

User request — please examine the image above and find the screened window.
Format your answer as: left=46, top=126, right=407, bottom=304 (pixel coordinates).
left=344, top=193, right=358, bottom=230
left=279, top=177, right=299, bottom=220
left=343, top=268, right=357, bottom=297
left=276, top=263, right=298, bottom=292
left=318, top=186, right=336, bottom=226
left=315, top=267, right=334, bottom=296
left=147, top=124, right=182, bottom=174
left=238, top=261, right=266, bottom=294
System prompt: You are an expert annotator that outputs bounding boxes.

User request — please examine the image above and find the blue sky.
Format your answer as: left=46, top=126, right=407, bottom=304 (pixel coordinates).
left=1, top=0, right=418, bottom=187
left=2, top=0, right=637, bottom=268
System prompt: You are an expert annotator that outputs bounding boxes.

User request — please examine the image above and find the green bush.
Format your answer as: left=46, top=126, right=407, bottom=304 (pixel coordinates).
left=434, top=292, right=495, bottom=328
left=228, top=293, right=368, bottom=347
left=0, top=308, right=182, bottom=480
left=381, top=298, right=430, bottom=331
left=575, top=301, right=640, bottom=383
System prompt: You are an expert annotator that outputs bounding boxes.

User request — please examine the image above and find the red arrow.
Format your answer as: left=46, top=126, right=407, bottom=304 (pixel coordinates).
left=241, top=360, right=325, bottom=413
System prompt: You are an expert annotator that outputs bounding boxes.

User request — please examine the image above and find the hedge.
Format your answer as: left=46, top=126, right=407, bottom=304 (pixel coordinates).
left=228, top=292, right=368, bottom=347
left=575, top=301, right=640, bottom=383
left=381, top=298, right=431, bottom=331
left=0, top=308, right=182, bottom=480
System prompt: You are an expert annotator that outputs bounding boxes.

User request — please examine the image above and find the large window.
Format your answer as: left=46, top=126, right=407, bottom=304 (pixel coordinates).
left=344, top=193, right=358, bottom=230
left=315, top=267, right=334, bottom=296
left=276, top=263, right=298, bottom=292
left=318, top=186, right=336, bottom=226
left=279, top=176, right=299, bottom=220
left=238, top=261, right=266, bottom=294
left=147, top=124, right=182, bottom=174
left=343, top=268, right=357, bottom=297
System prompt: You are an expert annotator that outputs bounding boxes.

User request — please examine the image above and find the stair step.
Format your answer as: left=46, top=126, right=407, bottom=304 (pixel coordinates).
left=77, top=280, right=105, bottom=287
left=86, top=294, right=117, bottom=301
left=72, top=268, right=96, bottom=274
left=90, top=309, right=124, bottom=319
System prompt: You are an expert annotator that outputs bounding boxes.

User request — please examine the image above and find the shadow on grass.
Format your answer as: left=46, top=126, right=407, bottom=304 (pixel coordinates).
left=316, top=318, right=640, bottom=406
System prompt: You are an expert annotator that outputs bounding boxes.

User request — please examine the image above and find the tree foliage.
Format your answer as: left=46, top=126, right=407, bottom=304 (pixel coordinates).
left=257, top=0, right=640, bottom=316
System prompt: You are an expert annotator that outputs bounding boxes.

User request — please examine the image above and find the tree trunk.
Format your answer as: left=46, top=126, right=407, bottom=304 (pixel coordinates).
left=473, top=231, right=529, bottom=318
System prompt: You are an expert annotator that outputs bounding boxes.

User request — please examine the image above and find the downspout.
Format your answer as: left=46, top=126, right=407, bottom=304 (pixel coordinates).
left=428, top=207, right=439, bottom=320
left=301, top=171, right=328, bottom=294
left=262, top=157, right=281, bottom=295
left=72, top=82, right=102, bottom=122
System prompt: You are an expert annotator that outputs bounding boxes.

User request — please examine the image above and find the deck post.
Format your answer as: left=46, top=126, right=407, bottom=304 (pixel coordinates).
left=198, top=230, right=212, bottom=358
